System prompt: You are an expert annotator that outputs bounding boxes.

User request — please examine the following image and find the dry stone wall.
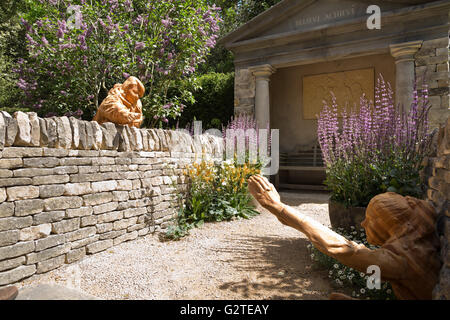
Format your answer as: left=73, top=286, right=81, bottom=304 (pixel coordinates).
left=423, top=117, right=450, bottom=299
left=0, top=111, right=223, bottom=287
left=415, top=36, right=450, bottom=129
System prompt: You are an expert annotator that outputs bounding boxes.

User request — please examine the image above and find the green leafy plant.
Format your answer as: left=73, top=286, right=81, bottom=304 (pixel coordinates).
left=165, top=158, right=261, bottom=240
left=308, top=227, right=397, bottom=300
left=15, top=0, right=222, bottom=125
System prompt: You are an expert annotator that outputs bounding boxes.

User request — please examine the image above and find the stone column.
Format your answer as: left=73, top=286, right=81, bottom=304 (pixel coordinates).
left=249, top=64, right=276, bottom=129
left=389, top=40, right=423, bottom=110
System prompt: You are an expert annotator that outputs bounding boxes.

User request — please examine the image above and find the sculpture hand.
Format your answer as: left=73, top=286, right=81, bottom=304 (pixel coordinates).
left=248, top=175, right=283, bottom=215
left=127, top=112, right=141, bottom=123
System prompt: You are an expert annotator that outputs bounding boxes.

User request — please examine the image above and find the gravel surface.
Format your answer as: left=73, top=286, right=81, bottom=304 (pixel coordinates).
left=17, top=191, right=333, bottom=300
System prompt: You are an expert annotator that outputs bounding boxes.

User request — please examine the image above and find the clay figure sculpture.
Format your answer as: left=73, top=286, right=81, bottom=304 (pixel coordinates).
left=93, top=76, right=145, bottom=128
left=0, top=286, right=18, bottom=300
left=247, top=174, right=441, bottom=300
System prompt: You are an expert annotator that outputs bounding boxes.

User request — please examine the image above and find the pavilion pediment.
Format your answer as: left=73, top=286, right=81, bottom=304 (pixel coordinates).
left=222, top=0, right=435, bottom=47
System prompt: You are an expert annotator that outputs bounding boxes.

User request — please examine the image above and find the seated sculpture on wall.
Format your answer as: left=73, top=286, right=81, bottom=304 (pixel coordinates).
left=93, top=76, right=145, bottom=128
left=247, top=175, right=441, bottom=300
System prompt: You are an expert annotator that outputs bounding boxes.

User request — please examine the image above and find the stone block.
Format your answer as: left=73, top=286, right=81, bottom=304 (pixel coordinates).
left=0, top=170, right=12, bottom=178
left=2, top=147, right=43, bottom=158
left=24, top=157, right=59, bottom=168
left=0, top=158, right=22, bottom=169
left=138, top=227, right=149, bottom=237
left=66, top=247, right=86, bottom=264
left=92, top=202, right=118, bottom=215
left=84, top=121, right=96, bottom=150
left=82, top=192, right=113, bottom=206
left=0, top=230, right=19, bottom=246
left=113, top=217, right=137, bottom=231
left=141, top=130, right=149, bottom=151
left=42, top=147, right=69, bottom=157
left=65, top=226, right=96, bottom=242
left=36, top=254, right=66, bottom=274
left=113, top=231, right=138, bottom=246
left=0, top=188, right=6, bottom=202
left=99, top=230, right=126, bottom=240
left=44, top=196, right=83, bottom=211
left=80, top=215, right=97, bottom=227
left=38, top=117, right=49, bottom=147
left=0, top=216, right=32, bottom=231
left=96, top=223, right=113, bottom=234
left=69, top=117, right=80, bottom=149
left=64, top=182, right=92, bottom=196
left=0, top=256, right=25, bottom=272
left=0, top=241, right=34, bottom=260
left=14, top=199, right=45, bottom=216
left=14, top=111, right=32, bottom=146
left=55, top=116, right=72, bottom=149
left=86, top=239, right=113, bottom=254
left=0, top=202, right=14, bottom=218
left=96, top=210, right=123, bottom=224
left=123, top=207, right=147, bottom=219
left=91, top=121, right=103, bottom=150
left=51, top=218, right=80, bottom=234
left=26, top=243, right=71, bottom=264
left=44, top=118, right=58, bottom=148
left=35, top=234, right=66, bottom=251
left=131, top=127, right=143, bottom=151
left=66, top=206, right=93, bottom=218
left=117, top=125, right=131, bottom=152
left=39, top=184, right=65, bottom=198
left=53, top=166, right=78, bottom=175
left=112, top=191, right=129, bottom=204
left=91, top=180, right=117, bottom=193
left=13, top=167, right=55, bottom=177
left=19, top=224, right=51, bottom=241
left=422, top=37, right=449, bottom=49
left=0, top=265, right=36, bottom=286
left=101, top=122, right=119, bottom=150
left=33, top=211, right=65, bottom=225
left=27, top=112, right=40, bottom=147
left=2, top=112, right=18, bottom=147
left=0, top=113, right=5, bottom=149
left=33, top=174, right=69, bottom=185
left=70, top=235, right=99, bottom=250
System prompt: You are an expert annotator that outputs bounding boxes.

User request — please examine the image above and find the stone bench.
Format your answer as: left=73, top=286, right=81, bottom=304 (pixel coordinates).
left=275, top=144, right=326, bottom=191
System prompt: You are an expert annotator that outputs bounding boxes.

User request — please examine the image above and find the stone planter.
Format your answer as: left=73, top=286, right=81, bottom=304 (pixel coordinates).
left=328, top=200, right=367, bottom=230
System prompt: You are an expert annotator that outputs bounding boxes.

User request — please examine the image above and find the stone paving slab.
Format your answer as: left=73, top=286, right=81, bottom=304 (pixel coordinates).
left=15, top=284, right=100, bottom=300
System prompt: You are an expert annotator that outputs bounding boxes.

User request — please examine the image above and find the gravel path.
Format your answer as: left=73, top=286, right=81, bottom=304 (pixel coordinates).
left=17, top=191, right=333, bottom=300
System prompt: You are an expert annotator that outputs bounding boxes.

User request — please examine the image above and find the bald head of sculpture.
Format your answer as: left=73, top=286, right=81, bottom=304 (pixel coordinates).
left=362, top=192, right=437, bottom=246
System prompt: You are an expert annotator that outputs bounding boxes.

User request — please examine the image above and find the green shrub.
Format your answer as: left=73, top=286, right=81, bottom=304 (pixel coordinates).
left=170, top=72, right=234, bottom=130
left=165, top=159, right=261, bottom=240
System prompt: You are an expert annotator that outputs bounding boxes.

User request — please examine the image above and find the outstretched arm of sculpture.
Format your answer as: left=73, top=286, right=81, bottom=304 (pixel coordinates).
left=248, top=175, right=409, bottom=280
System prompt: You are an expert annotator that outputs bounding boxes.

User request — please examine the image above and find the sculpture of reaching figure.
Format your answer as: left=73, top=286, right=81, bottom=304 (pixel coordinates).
left=247, top=175, right=441, bottom=300
left=93, top=76, right=145, bottom=128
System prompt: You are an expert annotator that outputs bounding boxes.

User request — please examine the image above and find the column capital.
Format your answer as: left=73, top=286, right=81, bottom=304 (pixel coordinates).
left=249, top=64, right=276, bottom=79
left=389, top=40, right=423, bottom=63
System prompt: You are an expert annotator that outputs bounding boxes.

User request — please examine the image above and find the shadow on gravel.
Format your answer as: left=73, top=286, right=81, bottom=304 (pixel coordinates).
left=216, top=234, right=331, bottom=300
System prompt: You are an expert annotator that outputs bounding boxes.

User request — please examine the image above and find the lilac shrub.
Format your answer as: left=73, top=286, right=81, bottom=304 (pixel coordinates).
left=317, top=75, right=434, bottom=207
left=15, top=0, right=221, bottom=125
